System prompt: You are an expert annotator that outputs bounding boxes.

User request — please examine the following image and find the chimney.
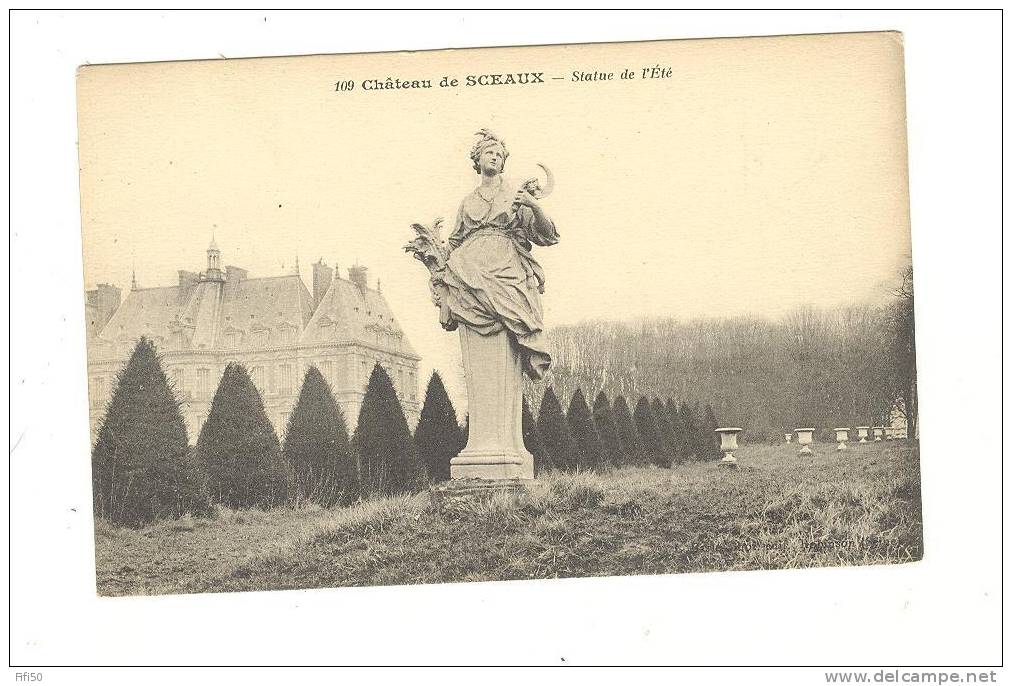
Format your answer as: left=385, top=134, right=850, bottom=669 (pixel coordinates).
left=348, top=264, right=369, bottom=290
left=312, top=259, right=334, bottom=307
left=86, top=283, right=122, bottom=330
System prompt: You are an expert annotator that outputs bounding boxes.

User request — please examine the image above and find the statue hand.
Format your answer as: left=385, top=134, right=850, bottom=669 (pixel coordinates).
left=512, top=188, right=539, bottom=211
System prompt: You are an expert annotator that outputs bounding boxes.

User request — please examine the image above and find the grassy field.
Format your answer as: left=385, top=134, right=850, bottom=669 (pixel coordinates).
left=93, top=440, right=922, bottom=596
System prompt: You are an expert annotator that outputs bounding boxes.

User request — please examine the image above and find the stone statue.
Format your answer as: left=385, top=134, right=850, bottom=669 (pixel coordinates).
left=405, top=129, right=559, bottom=480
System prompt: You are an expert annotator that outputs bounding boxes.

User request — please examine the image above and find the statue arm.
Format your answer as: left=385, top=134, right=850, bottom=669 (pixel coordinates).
left=518, top=204, right=560, bottom=247
left=447, top=203, right=469, bottom=252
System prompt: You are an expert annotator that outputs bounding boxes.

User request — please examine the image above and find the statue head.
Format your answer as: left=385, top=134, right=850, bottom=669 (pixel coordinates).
left=470, top=128, right=508, bottom=175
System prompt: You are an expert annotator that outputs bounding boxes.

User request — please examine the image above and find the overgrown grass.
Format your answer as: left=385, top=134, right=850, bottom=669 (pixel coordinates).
left=93, top=441, right=922, bottom=596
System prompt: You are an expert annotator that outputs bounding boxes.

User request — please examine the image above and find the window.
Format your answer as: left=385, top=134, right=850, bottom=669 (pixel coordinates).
left=278, top=328, right=292, bottom=344
left=91, top=377, right=105, bottom=404
left=225, top=331, right=239, bottom=348
left=197, top=368, right=209, bottom=397
left=254, top=329, right=268, bottom=347
left=252, top=366, right=265, bottom=393
left=172, top=369, right=186, bottom=394
left=322, top=360, right=333, bottom=385
left=409, top=371, right=416, bottom=401
left=397, top=368, right=404, bottom=396
left=279, top=364, right=293, bottom=395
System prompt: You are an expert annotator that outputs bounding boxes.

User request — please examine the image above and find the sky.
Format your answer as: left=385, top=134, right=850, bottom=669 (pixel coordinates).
left=77, top=32, right=913, bottom=412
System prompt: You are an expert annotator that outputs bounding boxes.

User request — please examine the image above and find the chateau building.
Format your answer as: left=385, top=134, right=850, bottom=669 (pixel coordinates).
left=86, top=241, right=421, bottom=442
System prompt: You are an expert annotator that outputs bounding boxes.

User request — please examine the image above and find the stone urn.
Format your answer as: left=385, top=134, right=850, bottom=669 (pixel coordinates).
left=856, top=426, right=870, bottom=443
left=784, top=432, right=792, bottom=444
left=834, top=428, right=850, bottom=452
left=872, top=426, right=884, bottom=442
left=714, top=427, right=743, bottom=469
left=795, top=428, right=815, bottom=456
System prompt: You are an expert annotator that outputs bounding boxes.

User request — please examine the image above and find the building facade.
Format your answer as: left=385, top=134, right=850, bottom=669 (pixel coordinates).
left=86, top=242, right=421, bottom=443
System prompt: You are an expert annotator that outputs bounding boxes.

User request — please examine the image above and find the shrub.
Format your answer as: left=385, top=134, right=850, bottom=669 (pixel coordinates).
left=678, top=400, right=701, bottom=461
left=355, top=363, right=422, bottom=497
left=566, top=388, right=605, bottom=471
left=634, top=396, right=666, bottom=467
left=282, top=366, right=357, bottom=506
left=523, top=396, right=552, bottom=475
left=592, top=391, right=623, bottom=467
left=537, top=387, right=578, bottom=471
left=612, top=395, right=642, bottom=465
left=91, top=337, right=208, bottom=527
left=414, top=371, right=463, bottom=483
left=702, top=403, right=721, bottom=459
left=652, top=397, right=680, bottom=463
left=197, top=362, right=292, bottom=509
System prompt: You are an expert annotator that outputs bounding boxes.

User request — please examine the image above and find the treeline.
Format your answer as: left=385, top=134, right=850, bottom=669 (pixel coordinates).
left=91, top=337, right=722, bottom=527
left=534, top=275, right=917, bottom=443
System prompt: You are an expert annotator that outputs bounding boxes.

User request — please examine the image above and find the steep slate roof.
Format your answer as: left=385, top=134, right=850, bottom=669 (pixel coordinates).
left=302, top=275, right=419, bottom=359
left=94, top=268, right=414, bottom=358
left=219, top=275, right=316, bottom=334
left=96, top=275, right=314, bottom=352
left=99, top=285, right=188, bottom=347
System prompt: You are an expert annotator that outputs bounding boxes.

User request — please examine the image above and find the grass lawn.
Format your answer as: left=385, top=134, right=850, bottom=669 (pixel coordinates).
left=93, top=440, right=922, bottom=596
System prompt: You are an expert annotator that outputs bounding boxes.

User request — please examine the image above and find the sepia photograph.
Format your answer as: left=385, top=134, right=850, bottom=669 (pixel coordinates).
left=77, top=31, right=921, bottom=597
left=9, top=8, right=1003, bottom=675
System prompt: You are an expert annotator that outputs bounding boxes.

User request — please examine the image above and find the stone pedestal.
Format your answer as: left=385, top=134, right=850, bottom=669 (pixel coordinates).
left=429, top=478, right=531, bottom=514
left=450, top=326, right=534, bottom=480
left=873, top=427, right=884, bottom=442
left=857, top=426, right=870, bottom=443
left=784, top=433, right=792, bottom=444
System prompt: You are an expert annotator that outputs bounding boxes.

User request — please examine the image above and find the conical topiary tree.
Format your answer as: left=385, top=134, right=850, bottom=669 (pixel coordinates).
left=634, top=396, right=666, bottom=467
left=678, top=400, right=701, bottom=461
left=702, top=403, right=721, bottom=460
left=354, top=363, right=421, bottom=497
left=567, top=388, right=605, bottom=472
left=523, top=395, right=552, bottom=475
left=652, top=397, right=679, bottom=464
left=414, top=371, right=463, bottom=483
left=691, top=401, right=710, bottom=460
left=612, top=395, right=642, bottom=465
left=592, top=391, right=623, bottom=468
left=537, top=386, right=578, bottom=471
left=197, top=363, right=292, bottom=509
left=282, top=366, right=356, bottom=506
left=91, top=337, right=208, bottom=527
left=664, top=398, right=686, bottom=461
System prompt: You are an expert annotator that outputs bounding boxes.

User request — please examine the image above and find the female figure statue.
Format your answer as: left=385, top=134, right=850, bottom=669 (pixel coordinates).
left=444, top=129, right=559, bottom=381
left=413, top=129, right=559, bottom=479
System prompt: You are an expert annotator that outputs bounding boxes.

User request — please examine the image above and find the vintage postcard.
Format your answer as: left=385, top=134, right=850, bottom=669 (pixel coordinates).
left=77, top=31, right=920, bottom=596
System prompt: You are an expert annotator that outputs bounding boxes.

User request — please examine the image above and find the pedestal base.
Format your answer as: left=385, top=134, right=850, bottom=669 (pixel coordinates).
left=450, top=326, right=534, bottom=481
left=837, top=443, right=847, bottom=451
left=429, top=478, right=531, bottom=514
left=799, top=445, right=814, bottom=456
left=450, top=450, right=532, bottom=480
left=718, top=454, right=738, bottom=469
